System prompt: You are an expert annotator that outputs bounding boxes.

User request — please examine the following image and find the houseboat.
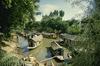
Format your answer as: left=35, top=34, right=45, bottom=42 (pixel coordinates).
left=28, top=33, right=43, bottom=49
left=60, top=33, right=87, bottom=55
left=42, top=32, right=57, bottom=39
left=50, top=41, right=64, bottom=61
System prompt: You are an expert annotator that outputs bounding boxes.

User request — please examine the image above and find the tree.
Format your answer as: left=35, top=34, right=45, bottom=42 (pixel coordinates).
left=40, top=13, right=68, bottom=33
left=53, top=10, right=59, bottom=17
left=59, top=10, right=64, bottom=17
left=71, top=0, right=100, bottom=66
left=49, top=10, right=64, bottom=19
left=0, top=0, right=39, bottom=35
left=0, top=0, right=39, bottom=66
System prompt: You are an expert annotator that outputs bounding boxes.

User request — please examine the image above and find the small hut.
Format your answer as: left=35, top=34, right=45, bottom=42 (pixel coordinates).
left=60, top=33, right=87, bottom=55
left=42, top=32, right=57, bottom=39
left=60, top=33, right=86, bottom=47
left=50, top=41, right=64, bottom=61
left=51, top=41, right=62, bottom=51
left=28, top=33, right=43, bottom=49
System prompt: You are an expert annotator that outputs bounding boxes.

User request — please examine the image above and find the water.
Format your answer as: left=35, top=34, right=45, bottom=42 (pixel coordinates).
left=17, top=35, right=28, bottom=48
left=18, top=36, right=65, bottom=66
left=29, top=38, right=53, bottom=61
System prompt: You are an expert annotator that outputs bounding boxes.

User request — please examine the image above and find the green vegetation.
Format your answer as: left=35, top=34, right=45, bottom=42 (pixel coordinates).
left=0, top=0, right=39, bottom=65
left=0, top=0, right=39, bottom=36
left=0, top=53, right=23, bottom=66
left=30, top=10, right=82, bottom=34
left=0, top=0, right=100, bottom=66
left=70, top=0, right=100, bottom=66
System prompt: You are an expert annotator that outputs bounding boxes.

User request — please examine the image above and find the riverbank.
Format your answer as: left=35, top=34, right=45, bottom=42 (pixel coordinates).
left=29, top=38, right=69, bottom=66
left=0, top=33, right=71, bottom=66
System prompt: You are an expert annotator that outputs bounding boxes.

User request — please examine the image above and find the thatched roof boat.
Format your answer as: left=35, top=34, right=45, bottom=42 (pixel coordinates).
left=42, top=32, right=57, bottom=39
left=51, top=41, right=62, bottom=50
left=28, top=34, right=43, bottom=49
left=50, top=41, right=64, bottom=61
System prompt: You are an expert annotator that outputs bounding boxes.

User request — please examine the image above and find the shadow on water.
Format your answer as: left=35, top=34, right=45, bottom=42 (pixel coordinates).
left=46, top=47, right=52, bottom=58
left=46, top=47, right=64, bottom=63
left=18, top=36, right=68, bottom=66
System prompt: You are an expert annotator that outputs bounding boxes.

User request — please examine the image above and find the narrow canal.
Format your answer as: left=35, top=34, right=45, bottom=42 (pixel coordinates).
left=18, top=36, right=68, bottom=66
left=29, top=38, right=65, bottom=66
left=29, top=38, right=53, bottom=61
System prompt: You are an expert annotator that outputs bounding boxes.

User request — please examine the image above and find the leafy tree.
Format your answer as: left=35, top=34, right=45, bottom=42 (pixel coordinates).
left=67, top=23, right=81, bottom=34
left=71, top=0, right=100, bottom=66
left=0, top=0, right=39, bottom=66
left=0, top=0, right=39, bottom=35
left=49, top=10, right=64, bottom=19
left=59, top=10, right=64, bottom=17
left=39, top=10, right=66, bottom=33
left=40, top=15, right=68, bottom=33
left=53, top=10, right=59, bottom=17
left=49, top=12, right=54, bottom=17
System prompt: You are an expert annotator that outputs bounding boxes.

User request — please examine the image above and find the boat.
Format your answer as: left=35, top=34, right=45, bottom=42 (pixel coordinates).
left=28, top=34, right=43, bottom=49
left=50, top=41, right=64, bottom=61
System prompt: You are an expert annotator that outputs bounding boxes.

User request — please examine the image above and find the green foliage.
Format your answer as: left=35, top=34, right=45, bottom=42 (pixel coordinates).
left=49, top=10, right=64, bottom=19
left=63, top=0, right=100, bottom=66
left=0, top=53, right=24, bottom=66
left=72, top=5, right=100, bottom=66
left=0, top=0, right=39, bottom=66
left=0, top=49, right=5, bottom=60
left=67, top=23, right=81, bottom=34
left=40, top=17, right=68, bottom=33
left=0, top=0, right=39, bottom=34
left=72, top=17, right=100, bottom=66
left=66, top=19, right=82, bottom=34
left=59, top=10, right=64, bottom=17
left=39, top=10, right=66, bottom=33
left=25, top=21, right=40, bottom=31
left=49, top=10, right=59, bottom=17
left=72, top=51, right=95, bottom=66
left=39, top=11, right=82, bottom=34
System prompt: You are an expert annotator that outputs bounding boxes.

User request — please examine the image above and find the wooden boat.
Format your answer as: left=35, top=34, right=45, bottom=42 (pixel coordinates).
left=42, top=32, right=57, bottom=39
left=50, top=41, right=64, bottom=61
left=28, top=34, right=43, bottom=49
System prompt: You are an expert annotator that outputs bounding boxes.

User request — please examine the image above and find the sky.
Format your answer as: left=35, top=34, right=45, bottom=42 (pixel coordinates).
left=35, top=0, right=95, bottom=21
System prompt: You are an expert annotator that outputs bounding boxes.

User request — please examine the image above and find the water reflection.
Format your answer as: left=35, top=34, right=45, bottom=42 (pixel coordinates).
left=18, top=36, right=65, bottom=66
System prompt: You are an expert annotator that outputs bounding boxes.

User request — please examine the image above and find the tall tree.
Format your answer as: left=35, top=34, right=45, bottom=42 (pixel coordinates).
left=0, top=0, right=39, bottom=66
left=59, top=10, right=64, bottom=17
left=71, top=0, right=100, bottom=66
left=0, top=0, right=39, bottom=34
left=49, top=10, right=64, bottom=19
